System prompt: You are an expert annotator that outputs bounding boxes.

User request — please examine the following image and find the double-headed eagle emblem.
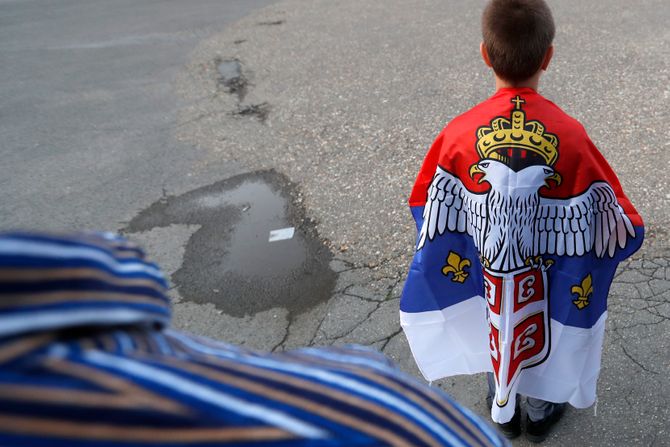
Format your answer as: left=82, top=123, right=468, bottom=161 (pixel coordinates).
left=417, top=96, right=635, bottom=272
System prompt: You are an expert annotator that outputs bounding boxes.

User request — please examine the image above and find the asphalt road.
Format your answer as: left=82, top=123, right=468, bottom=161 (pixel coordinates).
left=2, top=0, right=669, bottom=446
left=0, top=0, right=274, bottom=230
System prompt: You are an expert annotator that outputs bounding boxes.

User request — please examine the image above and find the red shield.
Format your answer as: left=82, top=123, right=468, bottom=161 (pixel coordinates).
left=484, top=266, right=550, bottom=407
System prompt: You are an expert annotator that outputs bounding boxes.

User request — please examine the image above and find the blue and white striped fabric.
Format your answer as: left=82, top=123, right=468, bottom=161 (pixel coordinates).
left=0, top=232, right=507, bottom=447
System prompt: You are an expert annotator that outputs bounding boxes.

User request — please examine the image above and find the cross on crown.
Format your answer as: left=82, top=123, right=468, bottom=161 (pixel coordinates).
left=474, top=95, right=559, bottom=167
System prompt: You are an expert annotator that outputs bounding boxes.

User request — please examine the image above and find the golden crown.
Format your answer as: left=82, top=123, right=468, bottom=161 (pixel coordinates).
left=475, top=96, right=559, bottom=166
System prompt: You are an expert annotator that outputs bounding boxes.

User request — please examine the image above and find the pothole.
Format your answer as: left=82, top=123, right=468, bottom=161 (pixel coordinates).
left=125, top=170, right=336, bottom=318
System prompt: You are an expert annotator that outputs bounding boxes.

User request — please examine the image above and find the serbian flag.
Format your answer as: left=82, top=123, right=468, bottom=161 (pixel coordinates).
left=400, top=87, right=644, bottom=423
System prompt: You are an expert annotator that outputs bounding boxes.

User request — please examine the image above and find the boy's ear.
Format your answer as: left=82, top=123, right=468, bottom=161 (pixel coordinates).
left=480, top=42, right=493, bottom=68
left=541, top=45, right=554, bottom=71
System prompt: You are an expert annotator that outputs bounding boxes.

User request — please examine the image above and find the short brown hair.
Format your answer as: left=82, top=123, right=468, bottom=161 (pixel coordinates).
left=482, top=0, right=555, bottom=83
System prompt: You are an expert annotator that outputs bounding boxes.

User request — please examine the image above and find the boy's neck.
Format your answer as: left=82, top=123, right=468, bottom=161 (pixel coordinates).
left=494, top=72, right=541, bottom=92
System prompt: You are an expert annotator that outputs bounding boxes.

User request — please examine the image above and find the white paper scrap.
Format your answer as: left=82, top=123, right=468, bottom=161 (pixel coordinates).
left=268, top=227, right=295, bottom=242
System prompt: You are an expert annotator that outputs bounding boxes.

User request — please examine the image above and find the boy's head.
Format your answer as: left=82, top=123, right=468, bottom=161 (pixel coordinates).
left=481, top=0, right=555, bottom=83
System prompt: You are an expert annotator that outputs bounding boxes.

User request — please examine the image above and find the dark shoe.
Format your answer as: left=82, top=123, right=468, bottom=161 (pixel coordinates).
left=487, top=396, right=521, bottom=439
left=496, top=410, right=521, bottom=439
left=526, top=403, right=566, bottom=443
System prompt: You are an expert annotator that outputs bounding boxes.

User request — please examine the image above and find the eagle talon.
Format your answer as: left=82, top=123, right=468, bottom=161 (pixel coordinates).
left=480, top=256, right=491, bottom=269
left=525, top=256, right=554, bottom=271
left=543, top=259, right=554, bottom=271
left=524, top=256, right=539, bottom=269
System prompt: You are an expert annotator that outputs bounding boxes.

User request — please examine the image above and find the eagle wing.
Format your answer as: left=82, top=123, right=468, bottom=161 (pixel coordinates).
left=417, top=166, right=488, bottom=251
left=535, top=182, right=635, bottom=258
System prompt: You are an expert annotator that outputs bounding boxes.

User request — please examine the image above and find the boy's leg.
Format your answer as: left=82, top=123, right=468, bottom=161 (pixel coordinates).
left=485, top=372, right=495, bottom=407
left=487, top=372, right=560, bottom=421
left=526, top=397, right=566, bottom=443
left=487, top=373, right=565, bottom=442
left=526, top=397, right=557, bottom=422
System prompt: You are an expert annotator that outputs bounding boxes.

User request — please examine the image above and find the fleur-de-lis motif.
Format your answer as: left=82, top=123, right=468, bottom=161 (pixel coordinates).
left=442, top=251, right=471, bottom=283
left=571, top=274, right=593, bottom=310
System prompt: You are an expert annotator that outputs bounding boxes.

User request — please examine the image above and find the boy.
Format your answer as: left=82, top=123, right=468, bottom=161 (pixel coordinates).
left=400, top=0, right=643, bottom=443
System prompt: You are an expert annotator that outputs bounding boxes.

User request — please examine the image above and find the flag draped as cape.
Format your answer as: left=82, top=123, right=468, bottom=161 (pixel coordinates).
left=400, top=87, right=643, bottom=423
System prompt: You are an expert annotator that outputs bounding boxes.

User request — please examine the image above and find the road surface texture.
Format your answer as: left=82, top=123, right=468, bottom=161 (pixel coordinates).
left=2, top=0, right=669, bottom=446
left=0, top=0, right=275, bottom=230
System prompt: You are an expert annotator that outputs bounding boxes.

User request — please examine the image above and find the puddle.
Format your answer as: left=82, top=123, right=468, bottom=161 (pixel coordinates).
left=217, top=59, right=241, bottom=81
left=125, top=171, right=336, bottom=317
